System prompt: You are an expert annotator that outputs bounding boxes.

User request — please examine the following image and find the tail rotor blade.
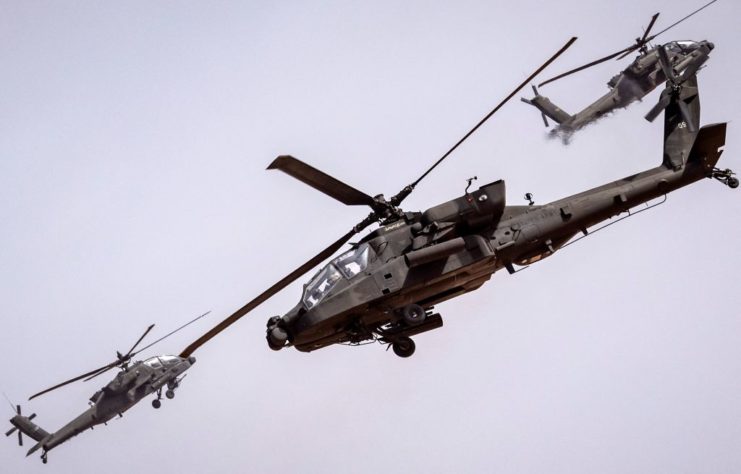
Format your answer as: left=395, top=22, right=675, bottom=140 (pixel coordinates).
left=678, top=52, right=708, bottom=84
left=657, top=45, right=678, bottom=84
left=645, top=89, right=672, bottom=122
left=540, top=112, right=549, bottom=128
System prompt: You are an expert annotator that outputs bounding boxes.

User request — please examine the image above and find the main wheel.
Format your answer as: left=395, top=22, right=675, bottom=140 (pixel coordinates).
left=392, top=337, right=416, bottom=358
left=402, top=304, right=426, bottom=326
left=165, top=390, right=175, bottom=399
left=152, top=399, right=161, bottom=409
left=728, top=176, right=739, bottom=189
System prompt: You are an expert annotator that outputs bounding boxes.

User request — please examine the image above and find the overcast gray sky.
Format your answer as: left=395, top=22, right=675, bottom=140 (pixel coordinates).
left=1, top=1, right=740, bottom=472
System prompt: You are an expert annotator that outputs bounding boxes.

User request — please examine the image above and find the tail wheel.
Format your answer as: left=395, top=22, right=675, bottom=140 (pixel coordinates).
left=392, top=337, right=416, bottom=358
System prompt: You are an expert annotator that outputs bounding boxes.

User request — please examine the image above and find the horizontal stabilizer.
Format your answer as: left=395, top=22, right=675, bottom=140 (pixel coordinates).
left=688, top=122, right=726, bottom=168
left=521, top=87, right=572, bottom=126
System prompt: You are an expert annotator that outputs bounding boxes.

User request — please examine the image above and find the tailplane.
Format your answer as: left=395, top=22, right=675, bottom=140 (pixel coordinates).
left=521, top=85, right=573, bottom=126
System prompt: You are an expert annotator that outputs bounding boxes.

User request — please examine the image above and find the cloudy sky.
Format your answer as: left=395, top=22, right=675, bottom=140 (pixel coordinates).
left=1, top=1, right=740, bottom=472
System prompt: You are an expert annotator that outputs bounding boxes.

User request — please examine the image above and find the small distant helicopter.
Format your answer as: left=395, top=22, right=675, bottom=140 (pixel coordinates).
left=522, top=0, right=718, bottom=137
left=5, top=312, right=208, bottom=464
left=176, top=35, right=735, bottom=362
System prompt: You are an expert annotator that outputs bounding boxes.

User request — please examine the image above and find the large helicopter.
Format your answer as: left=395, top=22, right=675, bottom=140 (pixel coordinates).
left=5, top=312, right=208, bottom=464
left=176, top=37, right=736, bottom=362
left=522, top=0, right=718, bottom=138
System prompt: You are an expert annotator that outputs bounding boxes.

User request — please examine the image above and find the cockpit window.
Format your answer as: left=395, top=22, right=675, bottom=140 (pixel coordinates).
left=301, top=244, right=371, bottom=310
left=667, top=41, right=698, bottom=54
left=333, top=244, right=369, bottom=279
left=303, top=264, right=341, bottom=310
left=143, top=355, right=178, bottom=368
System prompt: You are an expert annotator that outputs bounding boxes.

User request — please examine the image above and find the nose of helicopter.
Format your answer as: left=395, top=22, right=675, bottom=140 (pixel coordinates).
left=706, top=41, right=715, bottom=51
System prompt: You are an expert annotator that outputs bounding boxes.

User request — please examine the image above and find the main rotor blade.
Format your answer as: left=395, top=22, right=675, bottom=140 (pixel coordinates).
left=649, top=0, right=719, bottom=40
left=82, top=365, right=117, bottom=383
left=29, top=360, right=120, bottom=400
left=81, top=313, right=210, bottom=381
left=406, top=36, right=577, bottom=192
left=122, top=324, right=155, bottom=359
left=538, top=44, right=636, bottom=87
left=131, top=311, right=211, bottom=357
left=179, top=227, right=362, bottom=357
left=268, top=155, right=376, bottom=207
left=616, top=12, right=660, bottom=61
left=639, top=13, right=660, bottom=45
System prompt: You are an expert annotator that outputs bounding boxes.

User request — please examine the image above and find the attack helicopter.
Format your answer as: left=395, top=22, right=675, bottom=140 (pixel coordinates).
left=522, top=0, right=718, bottom=138
left=176, top=37, right=736, bottom=362
left=5, top=311, right=208, bottom=464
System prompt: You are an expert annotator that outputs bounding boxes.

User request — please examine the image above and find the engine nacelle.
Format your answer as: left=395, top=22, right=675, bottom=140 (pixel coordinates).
left=421, top=180, right=506, bottom=229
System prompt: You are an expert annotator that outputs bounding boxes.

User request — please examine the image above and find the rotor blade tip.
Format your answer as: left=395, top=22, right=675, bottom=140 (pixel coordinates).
left=268, top=155, right=295, bottom=170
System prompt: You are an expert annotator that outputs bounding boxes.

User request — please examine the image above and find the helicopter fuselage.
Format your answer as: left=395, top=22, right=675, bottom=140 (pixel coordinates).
left=268, top=77, right=730, bottom=354
left=14, top=355, right=194, bottom=460
left=567, top=40, right=714, bottom=129
left=524, top=40, right=714, bottom=135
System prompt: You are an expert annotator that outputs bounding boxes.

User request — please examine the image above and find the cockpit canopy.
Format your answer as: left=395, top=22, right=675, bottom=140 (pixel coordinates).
left=665, top=40, right=700, bottom=54
left=302, top=244, right=370, bottom=310
left=142, top=355, right=180, bottom=369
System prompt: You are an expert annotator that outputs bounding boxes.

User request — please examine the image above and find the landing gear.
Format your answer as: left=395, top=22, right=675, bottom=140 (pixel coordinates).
left=165, top=390, right=175, bottom=400
left=41, top=452, right=48, bottom=464
left=392, top=336, right=416, bottom=358
left=401, top=304, right=426, bottom=326
left=152, top=399, right=161, bottom=409
left=712, top=168, right=738, bottom=189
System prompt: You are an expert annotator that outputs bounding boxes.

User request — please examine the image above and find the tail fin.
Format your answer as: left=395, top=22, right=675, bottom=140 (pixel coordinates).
left=662, top=75, right=701, bottom=169
left=521, top=85, right=572, bottom=126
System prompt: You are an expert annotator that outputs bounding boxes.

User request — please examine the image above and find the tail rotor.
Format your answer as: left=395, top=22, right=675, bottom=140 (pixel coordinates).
left=4, top=400, right=36, bottom=447
left=645, top=44, right=700, bottom=132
